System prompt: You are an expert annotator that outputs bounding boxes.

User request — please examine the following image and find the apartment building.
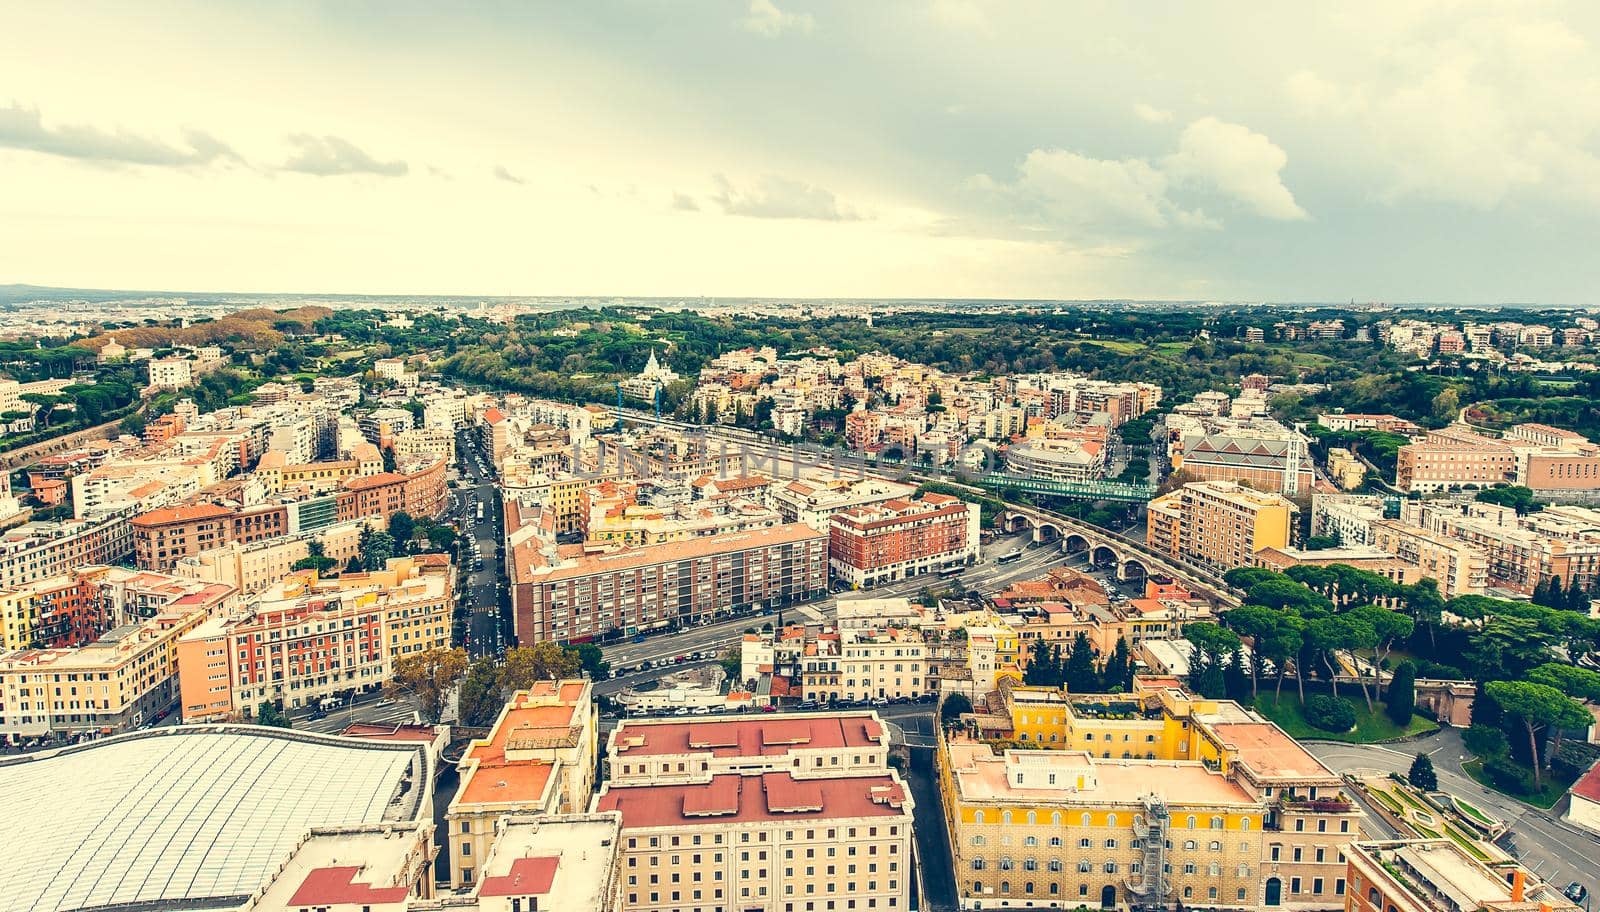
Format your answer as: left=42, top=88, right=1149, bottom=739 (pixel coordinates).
left=582, top=482, right=783, bottom=547
left=0, top=570, right=236, bottom=740
left=825, top=626, right=927, bottom=702
left=594, top=713, right=914, bottom=912
left=1402, top=500, right=1600, bottom=594
left=1315, top=414, right=1422, bottom=436
left=147, top=355, right=194, bottom=390
left=0, top=513, right=134, bottom=590
left=510, top=520, right=828, bottom=644
left=175, top=555, right=453, bottom=720
left=1345, top=841, right=1578, bottom=912
left=172, top=520, right=369, bottom=595
left=132, top=502, right=290, bottom=571
left=1369, top=519, right=1487, bottom=598
left=770, top=475, right=919, bottom=531
left=1147, top=481, right=1297, bottom=571
left=828, top=493, right=981, bottom=589
left=1395, top=427, right=1516, bottom=493
left=1310, top=494, right=1387, bottom=548
left=447, top=680, right=598, bottom=890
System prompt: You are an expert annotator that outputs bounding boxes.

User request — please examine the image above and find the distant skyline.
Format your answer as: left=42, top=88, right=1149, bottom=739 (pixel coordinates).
left=4, top=2, right=1599, bottom=304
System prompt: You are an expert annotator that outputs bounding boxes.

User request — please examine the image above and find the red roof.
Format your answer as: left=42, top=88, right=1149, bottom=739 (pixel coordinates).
left=1573, top=761, right=1600, bottom=803
left=344, top=471, right=407, bottom=491
left=479, top=855, right=560, bottom=898
left=131, top=502, right=232, bottom=526
left=613, top=714, right=883, bottom=759
left=289, top=866, right=409, bottom=905
left=596, top=772, right=906, bottom=828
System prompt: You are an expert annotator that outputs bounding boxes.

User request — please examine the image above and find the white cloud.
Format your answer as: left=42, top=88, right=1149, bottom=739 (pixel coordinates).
left=1284, top=13, right=1600, bottom=209
left=492, top=165, right=525, bottom=184
left=671, top=192, right=700, bottom=211
left=740, top=0, right=814, bottom=38
left=1133, top=102, right=1173, bottom=124
left=282, top=134, right=407, bottom=177
left=974, top=116, right=1304, bottom=236
left=1163, top=117, right=1307, bottom=220
left=712, top=173, right=860, bottom=220
left=0, top=102, right=238, bottom=168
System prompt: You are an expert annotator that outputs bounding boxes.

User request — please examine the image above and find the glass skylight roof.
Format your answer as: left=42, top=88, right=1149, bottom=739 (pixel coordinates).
left=0, top=728, right=422, bottom=912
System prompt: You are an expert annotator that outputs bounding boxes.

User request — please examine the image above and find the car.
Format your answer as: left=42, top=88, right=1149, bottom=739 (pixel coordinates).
left=691, top=706, right=712, bottom=715
left=796, top=700, right=819, bottom=711
left=375, top=698, right=395, bottom=707
left=870, top=697, right=890, bottom=707
left=673, top=707, right=692, bottom=716
left=308, top=709, right=327, bottom=721
left=1565, top=884, right=1588, bottom=905
left=759, top=704, right=779, bottom=712
left=890, top=696, right=911, bottom=704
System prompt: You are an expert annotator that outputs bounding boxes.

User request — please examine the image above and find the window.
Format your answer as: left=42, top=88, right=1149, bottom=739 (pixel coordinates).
left=1186, top=816, right=1197, bottom=829
left=1210, top=816, right=1224, bottom=829
left=1209, top=841, right=1222, bottom=852
left=972, top=859, right=985, bottom=871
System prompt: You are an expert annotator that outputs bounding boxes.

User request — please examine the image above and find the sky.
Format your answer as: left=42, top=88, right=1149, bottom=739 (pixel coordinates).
left=3, top=1, right=1600, bottom=304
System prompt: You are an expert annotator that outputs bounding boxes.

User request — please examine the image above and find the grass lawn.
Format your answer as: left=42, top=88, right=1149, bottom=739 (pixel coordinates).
left=1253, top=692, right=1438, bottom=743
left=1452, top=797, right=1496, bottom=827
left=1461, top=758, right=1573, bottom=811
left=1082, top=339, right=1147, bottom=355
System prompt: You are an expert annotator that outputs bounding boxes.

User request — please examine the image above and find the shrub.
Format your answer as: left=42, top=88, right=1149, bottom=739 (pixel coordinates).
left=1463, top=724, right=1509, bottom=760
left=1483, top=755, right=1536, bottom=795
left=1305, top=695, right=1357, bottom=732
left=1551, top=740, right=1600, bottom=780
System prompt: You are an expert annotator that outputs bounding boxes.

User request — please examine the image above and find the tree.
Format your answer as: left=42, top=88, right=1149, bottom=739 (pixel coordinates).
left=388, top=511, right=416, bottom=549
left=457, top=656, right=505, bottom=727
left=1386, top=661, right=1416, bottom=727
left=1526, top=662, right=1600, bottom=761
left=1408, top=752, right=1438, bottom=792
left=1349, top=604, right=1413, bottom=701
left=291, top=539, right=339, bottom=574
left=1224, top=605, right=1284, bottom=698
left=1101, top=637, right=1132, bottom=692
left=360, top=529, right=397, bottom=570
left=1401, top=579, right=1444, bottom=651
left=940, top=692, right=973, bottom=728
left=1463, top=616, right=1553, bottom=682
left=1223, top=648, right=1252, bottom=703
left=1065, top=632, right=1100, bottom=694
left=255, top=701, right=291, bottom=728
left=1462, top=723, right=1508, bottom=760
left=567, top=642, right=611, bottom=680
left=388, top=647, right=468, bottom=724
left=719, top=646, right=743, bottom=686
left=1185, top=622, right=1241, bottom=699
left=1431, top=387, right=1460, bottom=422
left=499, top=642, right=581, bottom=691
left=1483, top=680, right=1592, bottom=789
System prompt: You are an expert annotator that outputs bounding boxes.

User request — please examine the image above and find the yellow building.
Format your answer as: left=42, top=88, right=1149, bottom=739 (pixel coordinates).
left=974, top=681, right=1364, bottom=910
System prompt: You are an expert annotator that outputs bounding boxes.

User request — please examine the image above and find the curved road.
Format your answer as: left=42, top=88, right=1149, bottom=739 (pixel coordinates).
left=1306, top=728, right=1600, bottom=891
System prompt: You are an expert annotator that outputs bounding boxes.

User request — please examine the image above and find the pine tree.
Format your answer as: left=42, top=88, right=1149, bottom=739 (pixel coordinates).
left=1566, top=579, right=1591, bottom=613
left=1546, top=576, right=1565, bottom=610
left=1101, top=637, right=1131, bottom=692
left=1532, top=576, right=1553, bottom=608
left=1066, top=632, right=1100, bottom=694
left=1407, top=752, right=1437, bottom=792
left=1386, top=661, right=1416, bottom=726
left=1224, top=648, right=1251, bottom=702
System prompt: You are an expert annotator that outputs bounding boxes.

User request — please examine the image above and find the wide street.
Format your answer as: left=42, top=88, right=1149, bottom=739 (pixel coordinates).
left=452, top=427, right=508, bottom=659
left=595, top=528, right=1109, bottom=675
left=1308, top=728, right=1600, bottom=892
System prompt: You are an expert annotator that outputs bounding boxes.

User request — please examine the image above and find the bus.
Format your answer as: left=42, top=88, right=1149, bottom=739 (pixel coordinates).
left=939, top=567, right=965, bottom=579
left=996, top=551, right=1023, bottom=564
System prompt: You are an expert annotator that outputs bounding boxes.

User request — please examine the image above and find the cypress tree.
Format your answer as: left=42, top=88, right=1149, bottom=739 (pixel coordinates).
left=1386, top=661, right=1416, bottom=726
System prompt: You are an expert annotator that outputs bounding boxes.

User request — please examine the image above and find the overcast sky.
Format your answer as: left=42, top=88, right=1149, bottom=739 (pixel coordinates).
left=4, top=1, right=1599, bottom=303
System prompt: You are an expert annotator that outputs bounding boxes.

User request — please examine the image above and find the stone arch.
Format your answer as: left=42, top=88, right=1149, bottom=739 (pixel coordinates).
left=1118, top=558, right=1149, bottom=585
left=1004, top=513, right=1031, bottom=534
left=1033, top=522, right=1063, bottom=543
left=1063, top=533, right=1091, bottom=554
left=1091, top=544, right=1120, bottom=568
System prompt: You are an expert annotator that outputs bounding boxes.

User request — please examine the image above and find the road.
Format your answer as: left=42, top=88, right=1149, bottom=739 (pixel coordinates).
left=452, top=428, right=509, bottom=659
left=1308, top=729, right=1600, bottom=891
left=597, top=529, right=1101, bottom=675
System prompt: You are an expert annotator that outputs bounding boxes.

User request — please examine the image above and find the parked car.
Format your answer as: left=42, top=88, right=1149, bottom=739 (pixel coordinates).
left=760, top=704, right=778, bottom=713
left=870, top=697, right=890, bottom=707
left=691, top=706, right=712, bottom=715
left=1564, top=884, right=1587, bottom=905
left=796, top=700, right=819, bottom=711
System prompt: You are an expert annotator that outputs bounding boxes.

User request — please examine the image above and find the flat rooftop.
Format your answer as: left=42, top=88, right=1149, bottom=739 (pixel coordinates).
left=476, top=814, right=621, bottom=906
left=612, top=712, right=885, bottom=759
left=455, top=681, right=588, bottom=811
left=949, top=741, right=1255, bottom=808
left=0, top=727, right=425, bottom=912
left=596, top=772, right=908, bottom=828
left=1205, top=721, right=1338, bottom=782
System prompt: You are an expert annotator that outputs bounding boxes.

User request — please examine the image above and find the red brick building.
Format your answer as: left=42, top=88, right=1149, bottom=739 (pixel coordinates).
left=827, top=492, right=980, bottom=589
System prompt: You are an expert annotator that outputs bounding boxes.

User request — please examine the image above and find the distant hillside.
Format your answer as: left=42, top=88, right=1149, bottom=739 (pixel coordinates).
left=80, top=306, right=333, bottom=351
